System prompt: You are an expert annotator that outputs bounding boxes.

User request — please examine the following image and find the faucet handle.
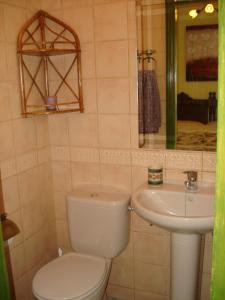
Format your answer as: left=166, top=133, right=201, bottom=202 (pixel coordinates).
left=183, top=170, right=198, bottom=182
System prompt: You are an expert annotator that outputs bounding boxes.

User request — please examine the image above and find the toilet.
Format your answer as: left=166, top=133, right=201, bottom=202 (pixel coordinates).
left=32, top=184, right=131, bottom=300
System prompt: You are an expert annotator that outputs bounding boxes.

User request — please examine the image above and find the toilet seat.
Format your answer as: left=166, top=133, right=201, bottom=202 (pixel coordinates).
left=32, top=253, right=108, bottom=300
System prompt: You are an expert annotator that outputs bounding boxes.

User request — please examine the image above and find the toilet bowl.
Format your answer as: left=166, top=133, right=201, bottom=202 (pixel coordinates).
left=33, top=253, right=111, bottom=300
left=32, top=184, right=130, bottom=300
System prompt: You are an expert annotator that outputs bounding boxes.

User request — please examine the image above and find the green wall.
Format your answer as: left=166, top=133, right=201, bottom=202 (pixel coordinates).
left=0, top=222, right=11, bottom=300
left=211, top=0, right=225, bottom=298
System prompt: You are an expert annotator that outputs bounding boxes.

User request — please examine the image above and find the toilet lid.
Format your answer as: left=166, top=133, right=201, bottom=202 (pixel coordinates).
left=32, top=253, right=107, bottom=300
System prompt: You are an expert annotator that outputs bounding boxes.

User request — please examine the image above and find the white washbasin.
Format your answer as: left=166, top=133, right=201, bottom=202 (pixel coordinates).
left=133, top=182, right=214, bottom=234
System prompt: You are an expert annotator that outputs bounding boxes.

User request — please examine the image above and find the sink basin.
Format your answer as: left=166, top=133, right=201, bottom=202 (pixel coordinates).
left=133, top=182, right=214, bottom=234
left=133, top=182, right=215, bottom=300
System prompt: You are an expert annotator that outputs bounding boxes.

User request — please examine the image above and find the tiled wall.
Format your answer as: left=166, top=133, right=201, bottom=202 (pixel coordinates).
left=0, top=1, right=57, bottom=299
left=46, top=1, right=215, bottom=300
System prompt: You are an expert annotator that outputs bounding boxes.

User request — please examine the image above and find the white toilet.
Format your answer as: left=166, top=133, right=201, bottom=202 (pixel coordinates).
left=32, top=184, right=131, bottom=300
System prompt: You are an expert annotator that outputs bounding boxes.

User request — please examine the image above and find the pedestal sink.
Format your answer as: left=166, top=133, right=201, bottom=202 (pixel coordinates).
left=133, top=182, right=214, bottom=300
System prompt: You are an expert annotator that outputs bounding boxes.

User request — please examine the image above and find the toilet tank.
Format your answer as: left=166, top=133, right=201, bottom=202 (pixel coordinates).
left=67, top=184, right=131, bottom=258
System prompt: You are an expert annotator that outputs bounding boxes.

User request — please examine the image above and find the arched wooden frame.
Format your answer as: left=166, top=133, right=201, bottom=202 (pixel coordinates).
left=17, top=10, right=84, bottom=116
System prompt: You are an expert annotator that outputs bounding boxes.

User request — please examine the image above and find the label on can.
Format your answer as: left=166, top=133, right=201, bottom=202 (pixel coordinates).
left=148, top=167, right=163, bottom=186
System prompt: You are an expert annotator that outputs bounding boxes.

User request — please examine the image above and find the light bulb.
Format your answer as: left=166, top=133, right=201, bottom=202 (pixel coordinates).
left=205, top=3, right=214, bottom=14
left=189, top=9, right=198, bottom=19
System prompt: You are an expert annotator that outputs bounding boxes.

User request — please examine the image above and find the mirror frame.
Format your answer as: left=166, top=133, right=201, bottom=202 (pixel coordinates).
left=165, top=0, right=216, bottom=150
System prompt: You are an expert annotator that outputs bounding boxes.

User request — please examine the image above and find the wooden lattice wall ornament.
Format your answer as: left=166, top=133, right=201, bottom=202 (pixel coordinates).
left=17, top=10, right=84, bottom=116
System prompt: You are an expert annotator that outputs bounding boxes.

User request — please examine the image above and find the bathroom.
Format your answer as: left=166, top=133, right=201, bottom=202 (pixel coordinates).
left=0, top=0, right=223, bottom=300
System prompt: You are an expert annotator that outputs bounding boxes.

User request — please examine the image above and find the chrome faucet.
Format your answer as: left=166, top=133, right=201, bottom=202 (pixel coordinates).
left=183, top=170, right=198, bottom=192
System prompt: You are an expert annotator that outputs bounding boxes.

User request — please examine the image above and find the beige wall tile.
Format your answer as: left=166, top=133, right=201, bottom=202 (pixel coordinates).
left=8, top=209, right=24, bottom=248
left=109, top=258, right=134, bottom=288
left=63, top=7, right=94, bottom=43
left=56, top=220, right=71, bottom=248
left=16, top=151, right=38, bottom=173
left=45, top=221, right=58, bottom=260
left=51, top=146, right=70, bottom=161
left=3, top=0, right=26, bottom=7
left=62, top=0, right=93, bottom=9
left=8, top=83, right=21, bottom=120
left=54, top=191, right=67, bottom=221
left=24, top=230, right=46, bottom=271
left=3, top=5, right=26, bottom=43
left=0, top=121, right=15, bottom=160
left=130, top=114, right=139, bottom=149
left=132, top=150, right=165, bottom=167
left=203, top=241, right=212, bottom=274
left=0, top=4, right=5, bottom=42
left=52, top=161, right=72, bottom=192
left=70, top=147, right=99, bottom=163
left=35, top=116, right=49, bottom=148
left=0, top=43, right=8, bottom=81
left=94, top=0, right=125, bottom=4
left=41, top=0, right=61, bottom=10
left=129, top=39, right=138, bottom=77
left=131, top=166, right=147, bottom=191
left=202, top=171, right=216, bottom=183
left=96, top=41, right=129, bottom=78
left=100, top=149, right=131, bottom=165
left=14, top=274, right=30, bottom=300
left=100, top=164, right=131, bottom=190
left=71, top=161, right=100, bottom=186
left=107, top=284, right=134, bottom=300
left=135, top=290, right=168, bottom=300
left=68, top=114, right=98, bottom=147
left=18, top=167, right=40, bottom=207
left=13, top=118, right=37, bottom=155
left=38, top=147, right=51, bottom=164
left=49, top=114, right=69, bottom=145
left=130, top=78, right=138, bottom=113
left=132, top=213, right=168, bottom=236
left=135, top=261, right=169, bottom=295
left=164, top=169, right=188, bottom=183
left=94, top=2, right=127, bottom=41
left=202, top=152, right=216, bottom=172
left=200, top=273, right=211, bottom=300
left=5, top=43, right=18, bottom=81
left=97, top=78, right=130, bottom=113
left=165, top=151, right=202, bottom=170
left=99, top=114, right=131, bottom=148
left=0, top=158, right=17, bottom=179
left=134, top=232, right=169, bottom=266
left=22, top=201, right=44, bottom=239
left=83, top=79, right=97, bottom=113
left=128, top=1, right=136, bottom=39
left=0, top=83, right=11, bottom=121
left=81, top=43, right=96, bottom=79
left=26, top=0, right=40, bottom=12
left=10, top=244, right=26, bottom=280
left=2, top=175, right=20, bottom=214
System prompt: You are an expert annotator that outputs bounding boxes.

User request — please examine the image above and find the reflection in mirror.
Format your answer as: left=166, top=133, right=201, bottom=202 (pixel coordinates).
left=136, top=0, right=218, bottom=151
left=136, top=0, right=166, bottom=149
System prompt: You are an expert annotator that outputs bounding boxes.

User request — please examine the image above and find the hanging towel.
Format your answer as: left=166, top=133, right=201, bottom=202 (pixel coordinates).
left=138, top=70, right=161, bottom=134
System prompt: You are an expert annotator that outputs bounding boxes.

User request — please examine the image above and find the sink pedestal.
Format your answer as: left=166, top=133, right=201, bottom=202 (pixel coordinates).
left=171, top=233, right=202, bottom=300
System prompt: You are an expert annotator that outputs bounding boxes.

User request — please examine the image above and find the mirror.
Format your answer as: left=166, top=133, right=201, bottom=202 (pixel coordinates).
left=136, top=0, right=218, bottom=151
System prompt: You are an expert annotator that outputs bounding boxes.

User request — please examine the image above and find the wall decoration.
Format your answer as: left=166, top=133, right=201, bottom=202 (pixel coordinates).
left=186, top=24, right=218, bottom=81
